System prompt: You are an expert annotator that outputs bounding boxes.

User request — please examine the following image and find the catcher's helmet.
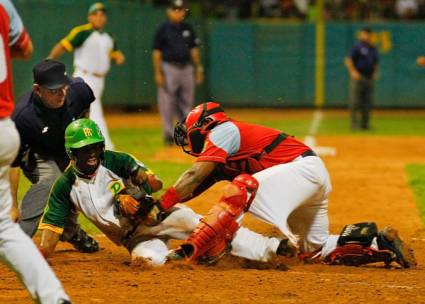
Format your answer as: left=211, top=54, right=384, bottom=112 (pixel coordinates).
left=65, top=118, right=105, bottom=159
left=174, top=102, right=228, bottom=156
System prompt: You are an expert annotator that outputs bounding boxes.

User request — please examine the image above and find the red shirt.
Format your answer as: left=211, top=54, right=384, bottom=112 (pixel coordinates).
left=0, top=1, right=29, bottom=118
left=197, top=121, right=311, bottom=172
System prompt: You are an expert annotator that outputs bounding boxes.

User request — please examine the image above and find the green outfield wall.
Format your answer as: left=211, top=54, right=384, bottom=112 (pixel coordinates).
left=11, top=1, right=425, bottom=108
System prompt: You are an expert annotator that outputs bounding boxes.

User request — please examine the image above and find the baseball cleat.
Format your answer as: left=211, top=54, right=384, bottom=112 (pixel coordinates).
left=276, top=239, right=298, bottom=258
left=68, top=229, right=99, bottom=253
left=166, top=248, right=185, bottom=262
left=377, top=226, right=417, bottom=268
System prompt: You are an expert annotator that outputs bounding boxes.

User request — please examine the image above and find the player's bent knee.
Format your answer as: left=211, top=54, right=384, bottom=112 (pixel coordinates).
left=222, top=182, right=243, bottom=199
left=222, top=174, right=259, bottom=212
left=233, top=174, right=259, bottom=193
left=131, top=239, right=168, bottom=266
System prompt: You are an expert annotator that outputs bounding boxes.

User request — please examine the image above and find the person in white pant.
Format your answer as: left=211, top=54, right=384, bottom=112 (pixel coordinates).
left=151, top=102, right=415, bottom=268
left=48, top=2, right=125, bottom=150
left=0, top=0, right=70, bottom=302
left=39, top=118, right=284, bottom=265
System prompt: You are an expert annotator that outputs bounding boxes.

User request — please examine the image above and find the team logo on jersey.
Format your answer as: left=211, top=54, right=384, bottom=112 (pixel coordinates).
left=83, top=127, right=93, bottom=137
left=108, top=180, right=125, bottom=195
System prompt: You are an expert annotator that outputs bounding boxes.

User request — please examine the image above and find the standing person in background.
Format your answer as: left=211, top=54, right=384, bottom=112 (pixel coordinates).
left=48, top=2, right=125, bottom=150
left=0, top=1, right=71, bottom=303
left=152, top=0, right=204, bottom=145
left=344, top=27, right=379, bottom=130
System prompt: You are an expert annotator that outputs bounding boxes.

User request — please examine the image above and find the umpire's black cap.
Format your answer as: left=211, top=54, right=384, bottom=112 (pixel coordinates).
left=33, top=59, right=71, bottom=89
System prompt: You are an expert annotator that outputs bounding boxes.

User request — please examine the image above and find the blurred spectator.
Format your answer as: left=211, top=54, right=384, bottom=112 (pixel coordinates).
left=281, top=0, right=305, bottom=18
left=259, top=0, right=281, bottom=17
left=137, top=0, right=425, bottom=20
left=200, top=0, right=254, bottom=19
left=418, top=0, right=425, bottom=17
left=294, top=0, right=309, bottom=15
left=396, top=0, right=418, bottom=18
left=379, top=0, right=397, bottom=19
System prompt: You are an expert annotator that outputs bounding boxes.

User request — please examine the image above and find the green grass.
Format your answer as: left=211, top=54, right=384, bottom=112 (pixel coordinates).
left=406, top=164, right=425, bottom=224
left=258, top=115, right=425, bottom=136
left=17, top=112, right=425, bottom=235
left=319, top=116, right=425, bottom=136
left=111, top=127, right=163, bottom=159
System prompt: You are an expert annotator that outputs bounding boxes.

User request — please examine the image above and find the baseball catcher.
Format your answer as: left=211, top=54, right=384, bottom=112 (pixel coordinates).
left=144, top=102, right=416, bottom=268
left=38, top=118, right=294, bottom=266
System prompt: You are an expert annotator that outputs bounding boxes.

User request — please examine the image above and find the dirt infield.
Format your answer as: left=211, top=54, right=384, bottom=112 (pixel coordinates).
left=2, top=112, right=425, bottom=303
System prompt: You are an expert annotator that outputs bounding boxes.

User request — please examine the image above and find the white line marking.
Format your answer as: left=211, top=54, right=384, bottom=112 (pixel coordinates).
left=304, top=109, right=337, bottom=157
left=308, top=109, right=323, bottom=135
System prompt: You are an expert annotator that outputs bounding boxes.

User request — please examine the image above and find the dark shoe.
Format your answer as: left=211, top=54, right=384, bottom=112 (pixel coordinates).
left=377, top=226, right=417, bottom=268
left=68, top=229, right=99, bottom=253
left=166, top=248, right=185, bottom=262
left=276, top=239, right=298, bottom=258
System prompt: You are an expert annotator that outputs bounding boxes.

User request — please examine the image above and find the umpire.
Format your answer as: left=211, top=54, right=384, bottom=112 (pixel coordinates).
left=10, top=59, right=99, bottom=253
left=344, top=27, right=379, bottom=130
left=152, top=0, right=204, bottom=145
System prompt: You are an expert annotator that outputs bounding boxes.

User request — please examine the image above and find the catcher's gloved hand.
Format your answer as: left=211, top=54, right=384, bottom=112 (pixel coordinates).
left=377, top=227, right=417, bottom=268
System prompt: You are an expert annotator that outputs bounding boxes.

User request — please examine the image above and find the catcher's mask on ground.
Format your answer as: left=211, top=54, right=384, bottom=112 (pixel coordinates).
left=174, top=102, right=228, bottom=156
left=65, top=118, right=105, bottom=176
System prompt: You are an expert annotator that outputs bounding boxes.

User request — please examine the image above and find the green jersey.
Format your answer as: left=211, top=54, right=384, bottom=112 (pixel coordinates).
left=40, top=150, right=153, bottom=245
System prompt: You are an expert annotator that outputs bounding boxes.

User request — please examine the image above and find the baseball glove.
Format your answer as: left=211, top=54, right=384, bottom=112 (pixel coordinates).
left=114, top=185, right=155, bottom=218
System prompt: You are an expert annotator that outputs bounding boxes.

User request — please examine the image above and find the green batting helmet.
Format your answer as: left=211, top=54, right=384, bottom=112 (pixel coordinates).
left=65, top=118, right=104, bottom=157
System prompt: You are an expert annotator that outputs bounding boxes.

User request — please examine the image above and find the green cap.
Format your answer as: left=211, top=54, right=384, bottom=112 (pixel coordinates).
left=65, top=118, right=104, bottom=154
left=88, top=2, right=106, bottom=15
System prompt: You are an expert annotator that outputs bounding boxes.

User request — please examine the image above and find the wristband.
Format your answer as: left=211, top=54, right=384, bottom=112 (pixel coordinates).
left=160, top=187, right=181, bottom=210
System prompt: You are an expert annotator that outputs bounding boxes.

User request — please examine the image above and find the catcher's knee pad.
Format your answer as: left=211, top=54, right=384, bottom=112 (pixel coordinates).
left=224, top=174, right=259, bottom=213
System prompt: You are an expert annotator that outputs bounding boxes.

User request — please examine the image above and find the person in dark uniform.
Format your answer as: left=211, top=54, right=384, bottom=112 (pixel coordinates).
left=152, top=0, right=204, bottom=145
left=10, top=59, right=99, bottom=253
left=344, top=27, right=379, bottom=130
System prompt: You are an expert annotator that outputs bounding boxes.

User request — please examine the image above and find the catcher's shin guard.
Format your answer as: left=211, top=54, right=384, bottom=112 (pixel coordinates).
left=180, top=174, right=259, bottom=262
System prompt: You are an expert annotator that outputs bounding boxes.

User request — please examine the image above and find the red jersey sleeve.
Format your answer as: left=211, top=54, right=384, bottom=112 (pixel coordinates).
left=196, top=137, right=228, bottom=163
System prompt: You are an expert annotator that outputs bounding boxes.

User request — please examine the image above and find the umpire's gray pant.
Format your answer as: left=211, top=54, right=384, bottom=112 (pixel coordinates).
left=158, top=61, right=195, bottom=141
left=349, top=77, right=374, bottom=130
left=18, top=155, right=80, bottom=240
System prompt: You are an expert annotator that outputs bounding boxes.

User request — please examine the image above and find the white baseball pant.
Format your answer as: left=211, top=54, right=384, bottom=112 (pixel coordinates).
left=73, top=69, right=114, bottom=150
left=247, top=155, right=337, bottom=255
left=0, top=118, right=69, bottom=304
left=130, top=207, right=280, bottom=265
